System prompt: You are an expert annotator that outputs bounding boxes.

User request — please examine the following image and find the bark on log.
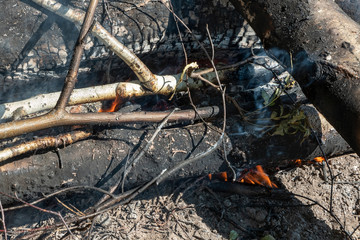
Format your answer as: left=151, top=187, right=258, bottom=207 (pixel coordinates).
left=0, top=124, right=227, bottom=205
left=230, top=0, right=360, bottom=155
left=0, top=0, right=356, bottom=205
left=0, top=103, right=351, bottom=205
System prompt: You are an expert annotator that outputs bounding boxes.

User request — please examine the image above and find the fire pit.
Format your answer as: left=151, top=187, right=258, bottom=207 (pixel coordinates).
left=0, top=0, right=359, bottom=239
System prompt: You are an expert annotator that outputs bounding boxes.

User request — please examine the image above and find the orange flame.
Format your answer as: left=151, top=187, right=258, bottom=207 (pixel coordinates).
left=313, top=156, right=325, bottom=163
left=219, top=172, right=228, bottom=182
left=208, top=172, right=228, bottom=181
left=238, top=165, right=278, bottom=188
left=99, top=95, right=123, bottom=112
left=295, top=159, right=302, bottom=165
left=208, top=166, right=278, bottom=188
left=293, top=156, right=325, bottom=166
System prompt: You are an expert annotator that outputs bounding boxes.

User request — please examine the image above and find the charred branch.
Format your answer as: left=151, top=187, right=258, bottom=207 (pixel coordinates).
left=0, top=130, right=92, bottom=162
left=31, top=0, right=158, bottom=90
left=230, top=0, right=360, bottom=155
left=0, top=68, right=228, bottom=121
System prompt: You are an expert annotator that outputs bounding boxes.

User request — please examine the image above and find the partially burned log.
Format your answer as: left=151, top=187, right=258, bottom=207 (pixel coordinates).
left=0, top=102, right=351, bottom=205
left=229, top=0, right=360, bottom=155
left=0, top=0, right=355, bottom=206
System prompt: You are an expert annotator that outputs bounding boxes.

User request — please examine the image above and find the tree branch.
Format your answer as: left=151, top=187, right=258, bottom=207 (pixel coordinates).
left=31, top=0, right=158, bottom=91
left=53, top=0, right=99, bottom=111
left=0, top=106, right=219, bottom=140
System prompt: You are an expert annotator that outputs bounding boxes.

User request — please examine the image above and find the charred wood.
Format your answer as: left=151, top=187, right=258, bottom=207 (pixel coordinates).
left=0, top=103, right=351, bottom=205
left=230, top=0, right=360, bottom=155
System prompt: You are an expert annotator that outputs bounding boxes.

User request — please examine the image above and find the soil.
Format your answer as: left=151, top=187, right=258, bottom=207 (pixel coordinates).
left=1, top=153, right=359, bottom=239
left=0, top=49, right=355, bottom=240
left=1, top=1, right=359, bottom=239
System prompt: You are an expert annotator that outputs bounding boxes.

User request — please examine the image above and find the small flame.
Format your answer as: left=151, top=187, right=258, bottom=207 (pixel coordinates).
left=99, top=95, right=123, bottom=112
left=238, top=165, right=278, bottom=188
left=208, top=172, right=228, bottom=181
left=292, top=156, right=325, bottom=166
left=208, top=166, right=277, bottom=188
left=295, top=159, right=302, bottom=165
left=219, top=172, right=228, bottom=182
left=313, top=156, right=325, bottom=163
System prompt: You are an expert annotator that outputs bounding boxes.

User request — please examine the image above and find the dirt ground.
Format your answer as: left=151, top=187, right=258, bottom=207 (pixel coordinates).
left=0, top=63, right=356, bottom=240
left=1, top=152, right=359, bottom=240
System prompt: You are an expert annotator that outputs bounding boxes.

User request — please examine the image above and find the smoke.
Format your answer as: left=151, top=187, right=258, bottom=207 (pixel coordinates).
left=267, top=48, right=318, bottom=88
left=234, top=48, right=287, bottom=136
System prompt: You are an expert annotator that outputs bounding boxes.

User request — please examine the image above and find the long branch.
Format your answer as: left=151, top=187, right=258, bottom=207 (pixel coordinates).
left=0, top=130, right=92, bottom=162
left=0, top=69, right=227, bottom=121
left=53, top=0, right=99, bottom=111
left=0, top=83, right=119, bottom=121
left=0, top=106, right=219, bottom=140
left=31, top=0, right=158, bottom=91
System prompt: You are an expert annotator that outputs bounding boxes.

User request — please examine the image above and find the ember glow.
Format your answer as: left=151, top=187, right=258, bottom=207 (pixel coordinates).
left=99, top=95, right=123, bottom=112
left=294, top=156, right=325, bottom=165
left=208, top=171, right=228, bottom=181
left=313, top=156, right=325, bottom=163
left=208, top=165, right=278, bottom=188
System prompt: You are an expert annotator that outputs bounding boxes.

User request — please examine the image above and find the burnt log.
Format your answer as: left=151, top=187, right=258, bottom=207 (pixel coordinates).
left=0, top=123, right=227, bottom=206
left=0, top=0, right=257, bottom=104
left=229, top=0, right=360, bottom=155
left=0, top=102, right=351, bottom=205
left=0, top=0, right=354, bottom=205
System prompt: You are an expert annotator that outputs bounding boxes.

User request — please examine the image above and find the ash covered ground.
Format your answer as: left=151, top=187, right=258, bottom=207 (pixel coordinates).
left=2, top=153, right=359, bottom=239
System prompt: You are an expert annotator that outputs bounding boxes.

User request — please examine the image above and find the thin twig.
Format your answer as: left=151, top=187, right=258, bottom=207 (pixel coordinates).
left=92, top=169, right=167, bottom=212
left=56, top=197, right=85, bottom=217
left=54, top=0, right=99, bottom=111
left=94, top=151, right=132, bottom=208
left=120, top=151, right=131, bottom=193
left=156, top=132, right=224, bottom=185
left=121, top=108, right=178, bottom=192
left=0, top=200, right=7, bottom=240
left=186, top=90, right=220, bottom=134
left=94, top=186, right=141, bottom=210
left=292, top=193, right=352, bottom=240
left=153, top=6, right=227, bottom=187
left=168, top=1, right=188, bottom=66
left=14, top=193, right=77, bottom=239
left=223, top=139, right=236, bottom=182
left=31, top=0, right=157, bottom=90
left=350, top=223, right=360, bottom=238
left=2, top=186, right=117, bottom=212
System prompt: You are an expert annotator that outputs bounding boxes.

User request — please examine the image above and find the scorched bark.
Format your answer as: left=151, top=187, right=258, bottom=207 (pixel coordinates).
left=230, top=0, right=360, bottom=155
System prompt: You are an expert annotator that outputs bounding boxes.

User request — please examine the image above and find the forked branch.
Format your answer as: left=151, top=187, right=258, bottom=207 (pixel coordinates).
left=0, top=0, right=225, bottom=140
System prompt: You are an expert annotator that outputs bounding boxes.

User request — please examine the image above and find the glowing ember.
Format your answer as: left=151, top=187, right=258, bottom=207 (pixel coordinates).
left=313, top=156, right=325, bottom=163
left=219, top=172, right=228, bottom=182
left=208, top=172, right=228, bottom=181
left=292, top=156, right=326, bottom=166
left=99, top=95, right=123, bottom=112
left=238, top=165, right=278, bottom=188
left=295, top=159, right=302, bottom=165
